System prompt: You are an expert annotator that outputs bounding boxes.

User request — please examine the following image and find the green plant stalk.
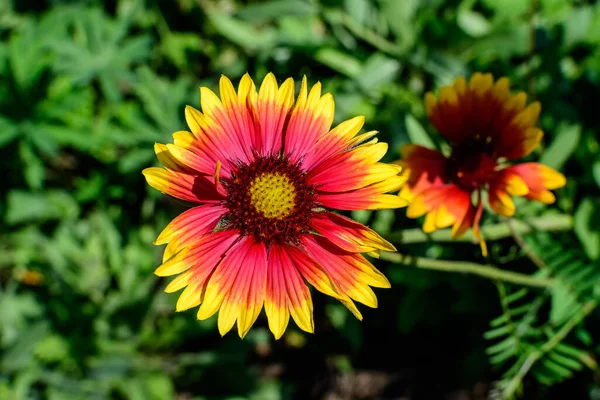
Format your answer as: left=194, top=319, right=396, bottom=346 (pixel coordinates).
left=379, top=252, right=554, bottom=288
left=502, top=300, right=598, bottom=399
left=337, top=12, right=403, bottom=56
left=386, top=214, right=573, bottom=244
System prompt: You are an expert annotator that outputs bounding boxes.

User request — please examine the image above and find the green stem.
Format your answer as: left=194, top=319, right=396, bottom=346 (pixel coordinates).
left=386, top=214, right=573, bottom=244
left=379, top=252, right=554, bottom=288
left=338, top=13, right=403, bottom=56
left=502, top=300, right=598, bottom=399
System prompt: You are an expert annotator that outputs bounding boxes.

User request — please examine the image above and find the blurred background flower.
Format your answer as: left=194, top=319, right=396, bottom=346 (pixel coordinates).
left=397, top=73, right=566, bottom=255
left=1, top=1, right=599, bottom=399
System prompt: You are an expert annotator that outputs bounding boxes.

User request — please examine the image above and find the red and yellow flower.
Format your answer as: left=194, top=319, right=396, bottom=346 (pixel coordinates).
left=143, top=73, right=408, bottom=339
left=397, top=73, right=566, bottom=255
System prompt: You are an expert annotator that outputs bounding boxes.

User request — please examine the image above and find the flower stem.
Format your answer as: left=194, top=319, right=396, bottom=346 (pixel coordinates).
left=379, top=252, right=554, bottom=288
left=386, top=214, right=573, bottom=245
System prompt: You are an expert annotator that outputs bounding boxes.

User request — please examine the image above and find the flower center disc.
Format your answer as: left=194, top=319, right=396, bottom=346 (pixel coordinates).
left=249, top=173, right=296, bottom=219
left=450, top=137, right=498, bottom=191
left=221, top=156, right=316, bottom=245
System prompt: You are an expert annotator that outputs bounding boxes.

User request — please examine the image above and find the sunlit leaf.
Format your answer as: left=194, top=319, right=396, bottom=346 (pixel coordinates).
left=539, top=123, right=580, bottom=170
left=236, top=0, right=317, bottom=23
left=574, top=198, right=600, bottom=260
left=5, top=190, right=79, bottom=225
left=405, top=114, right=435, bottom=149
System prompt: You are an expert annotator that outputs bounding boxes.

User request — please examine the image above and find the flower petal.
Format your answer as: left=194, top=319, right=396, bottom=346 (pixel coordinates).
left=196, top=235, right=251, bottom=322
left=302, top=235, right=389, bottom=310
left=310, top=212, right=395, bottom=253
left=488, top=189, right=516, bottom=217
left=425, top=74, right=537, bottom=153
left=308, top=142, right=402, bottom=192
left=274, top=246, right=315, bottom=334
left=284, top=77, right=335, bottom=163
left=285, top=246, right=343, bottom=301
left=487, top=169, right=529, bottom=217
left=396, top=144, right=449, bottom=201
left=497, top=125, right=544, bottom=160
left=165, top=143, right=217, bottom=176
left=452, top=203, right=476, bottom=239
left=236, top=241, right=268, bottom=338
left=155, top=229, right=239, bottom=278
left=155, top=204, right=226, bottom=261
left=301, top=116, right=365, bottom=170
left=184, top=105, right=247, bottom=175
left=257, top=73, right=295, bottom=155
left=317, top=176, right=409, bottom=210
left=154, top=143, right=194, bottom=173
left=216, top=239, right=267, bottom=337
left=215, top=75, right=261, bottom=160
left=142, top=167, right=224, bottom=204
left=505, top=163, right=566, bottom=204
left=160, top=230, right=240, bottom=312
left=425, top=85, right=463, bottom=142
left=473, top=195, right=488, bottom=256
left=407, top=184, right=473, bottom=236
left=264, top=246, right=291, bottom=339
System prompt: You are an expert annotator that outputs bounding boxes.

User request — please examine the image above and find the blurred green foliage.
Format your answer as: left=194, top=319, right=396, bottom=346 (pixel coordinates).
left=1, top=0, right=600, bottom=399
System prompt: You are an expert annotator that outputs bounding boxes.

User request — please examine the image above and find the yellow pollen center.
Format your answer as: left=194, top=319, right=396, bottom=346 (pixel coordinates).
left=249, top=173, right=296, bottom=219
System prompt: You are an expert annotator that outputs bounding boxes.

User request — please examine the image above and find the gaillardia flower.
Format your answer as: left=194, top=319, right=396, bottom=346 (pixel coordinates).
left=143, top=73, right=408, bottom=339
left=397, top=73, right=566, bottom=255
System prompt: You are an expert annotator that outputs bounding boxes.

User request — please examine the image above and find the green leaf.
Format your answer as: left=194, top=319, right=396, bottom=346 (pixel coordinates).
left=592, top=160, right=600, bottom=189
left=505, top=288, right=529, bottom=303
left=550, top=280, right=578, bottom=325
left=8, top=20, right=53, bottom=91
left=48, top=8, right=152, bottom=101
left=344, top=0, right=373, bottom=27
left=0, top=117, right=19, bottom=147
left=464, top=24, right=529, bottom=59
left=28, top=125, right=59, bottom=157
left=314, top=48, right=362, bottom=78
left=381, top=0, right=419, bottom=52
left=5, top=190, right=79, bottom=225
left=159, top=32, right=203, bottom=69
left=457, top=10, right=492, bottom=38
left=563, top=5, right=594, bottom=49
left=486, top=336, right=517, bottom=355
left=482, top=0, right=529, bottom=19
left=484, top=325, right=510, bottom=340
left=541, top=358, right=573, bottom=379
left=145, top=373, right=175, bottom=400
left=539, top=123, right=581, bottom=170
left=134, top=67, right=191, bottom=133
left=356, top=53, right=401, bottom=92
left=547, top=350, right=583, bottom=371
left=0, top=291, right=43, bottom=347
left=36, top=77, right=95, bottom=130
left=74, top=173, right=105, bottom=203
left=34, top=334, right=70, bottom=363
left=371, top=209, right=395, bottom=236
left=119, top=148, right=155, bottom=173
left=351, top=209, right=372, bottom=224
left=19, top=141, right=45, bottom=190
left=236, top=0, right=317, bottom=23
left=556, top=343, right=597, bottom=369
left=1, top=322, right=49, bottom=373
left=250, top=379, right=282, bottom=400
left=209, top=13, right=276, bottom=51
left=325, top=303, right=348, bottom=329
left=573, top=197, right=600, bottom=260
left=405, top=114, right=435, bottom=149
